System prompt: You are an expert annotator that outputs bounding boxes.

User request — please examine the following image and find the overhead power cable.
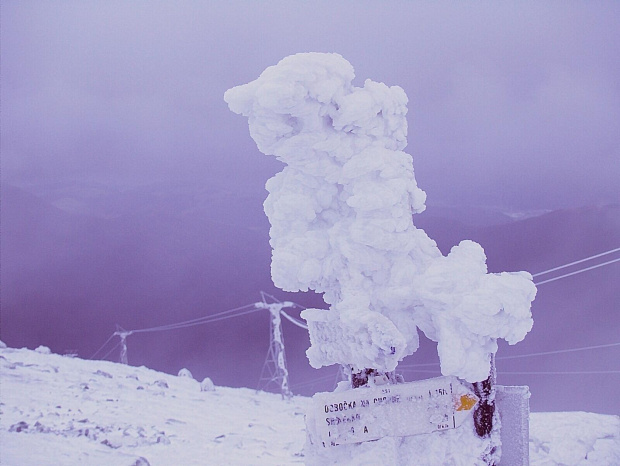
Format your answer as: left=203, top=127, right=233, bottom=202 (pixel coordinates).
left=100, top=341, right=121, bottom=362
left=398, top=361, right=441, bottom=369
left=135, top=306, right=265, bottom=333
left=399, top=368, right=620, bottom=376
left=534, top=257, right=620, bottom=286
left=260, top=291, right=283, bottom=304
left=88, top=333, right=116, bottom=360
left=399, top=340, right=620, bottom=369
left=532, top=247, right=620, bottom=277
left=280, top=310, right=308, bottom=330
left=498, top=370, right=620, bottom=375
left=289, top=373, right=340, bottom=389
left=130, top=303, right=257, bottom=334
left=398, top=369, right=442, bottom=374
left=497, top=341, right=620, bottom=360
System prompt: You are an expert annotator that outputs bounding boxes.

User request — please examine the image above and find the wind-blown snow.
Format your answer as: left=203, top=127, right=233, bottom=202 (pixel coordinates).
left=224, top=52, right=536, bottom=382
left=1, top=345, right=618, bottom=465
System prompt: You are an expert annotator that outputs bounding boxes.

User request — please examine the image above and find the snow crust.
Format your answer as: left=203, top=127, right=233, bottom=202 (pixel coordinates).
left=1, top=345, right=618, bottom=465
left=529, top=412, right=620, bottom=465
left=0, top=345, right=307, bottom=465
left=225, top=52, right=536, bottom=382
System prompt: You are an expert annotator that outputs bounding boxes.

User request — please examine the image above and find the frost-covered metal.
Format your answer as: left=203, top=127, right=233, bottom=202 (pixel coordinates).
left=256, top=299, right=295, bottom=399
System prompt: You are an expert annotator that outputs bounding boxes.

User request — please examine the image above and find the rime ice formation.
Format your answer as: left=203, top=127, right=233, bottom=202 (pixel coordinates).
left=224, top=53, right=536, bottom=383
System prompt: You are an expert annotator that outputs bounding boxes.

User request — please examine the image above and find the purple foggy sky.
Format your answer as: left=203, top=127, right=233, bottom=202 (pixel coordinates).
left=1, top=2, right=619, bottom=414
left=2, top=1, right=619, bottom=211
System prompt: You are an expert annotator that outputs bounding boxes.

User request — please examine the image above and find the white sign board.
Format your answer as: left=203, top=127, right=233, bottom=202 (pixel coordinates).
left=306, top=376, right=478, bottom=448
left=301, top=308, right=404, bottom=371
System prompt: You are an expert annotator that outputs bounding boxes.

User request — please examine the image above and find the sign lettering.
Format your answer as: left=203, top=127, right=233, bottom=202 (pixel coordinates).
left=306, top=376, right=479, bottom=447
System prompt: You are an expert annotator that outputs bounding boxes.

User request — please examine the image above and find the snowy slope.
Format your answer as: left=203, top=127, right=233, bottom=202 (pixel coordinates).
left=1, top=345, right=618, bottom=465
left=529, top=412, right=620, bottom=465
left=0, top=345, right=307, bottom=465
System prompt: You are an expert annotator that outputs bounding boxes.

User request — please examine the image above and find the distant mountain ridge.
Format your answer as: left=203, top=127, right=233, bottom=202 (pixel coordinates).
left=417, top=202, right=620, bottom=273
left=2, top=182, right=618, bottom=413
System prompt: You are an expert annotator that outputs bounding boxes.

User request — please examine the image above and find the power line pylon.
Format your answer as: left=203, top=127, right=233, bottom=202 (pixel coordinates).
left=114, top=326, right=133, bottom=365
left=256, top=294, right=295, bottom=399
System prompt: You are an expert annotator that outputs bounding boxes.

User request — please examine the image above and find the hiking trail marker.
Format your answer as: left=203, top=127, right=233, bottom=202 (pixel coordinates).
left=306, top=376, right=479, bottom=448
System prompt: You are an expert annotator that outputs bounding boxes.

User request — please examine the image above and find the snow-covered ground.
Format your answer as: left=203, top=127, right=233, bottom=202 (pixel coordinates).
left=1, top=345, right=618, bottom=465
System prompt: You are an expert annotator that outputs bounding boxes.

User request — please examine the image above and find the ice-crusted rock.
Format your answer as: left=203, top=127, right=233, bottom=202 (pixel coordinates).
left=130, top=458, right=151, bottom=466
left=225, top=52, right=536, bottom=382
left=200, top=377, right=215, bottom=392
left=35, top=345, right=51, bottom=354
left=152, top=379, right=169, bottom=389
left=9, top=421, right=29, bottom=433
left=177, top=368, right=193, bottom=379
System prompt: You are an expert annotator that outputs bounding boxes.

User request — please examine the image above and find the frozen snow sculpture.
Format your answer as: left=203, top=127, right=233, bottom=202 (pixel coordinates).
left=177, top=368, right=194, bottom=379
left=225, top=53, right=536, bottom=383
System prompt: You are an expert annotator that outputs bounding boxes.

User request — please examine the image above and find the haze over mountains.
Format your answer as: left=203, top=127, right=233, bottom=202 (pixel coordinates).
left=2, top=181, right=618, bottom=414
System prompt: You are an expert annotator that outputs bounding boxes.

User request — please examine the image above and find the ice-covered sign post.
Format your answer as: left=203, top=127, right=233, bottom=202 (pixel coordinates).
left=225, top=53, right=536, bottom=465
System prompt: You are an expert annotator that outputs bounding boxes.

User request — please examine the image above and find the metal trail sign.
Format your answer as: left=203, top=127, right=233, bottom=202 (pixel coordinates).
left=306, top=376, right=479, bottom=448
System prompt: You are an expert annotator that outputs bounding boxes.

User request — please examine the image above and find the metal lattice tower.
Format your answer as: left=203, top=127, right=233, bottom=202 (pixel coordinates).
left=114, top=326, right=133, bottom=365
left=256, top=296, right=295, bottom=399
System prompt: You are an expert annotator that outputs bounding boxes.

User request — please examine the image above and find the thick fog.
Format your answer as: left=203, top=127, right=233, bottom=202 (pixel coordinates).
left=2, top=2, right=619, bottom=414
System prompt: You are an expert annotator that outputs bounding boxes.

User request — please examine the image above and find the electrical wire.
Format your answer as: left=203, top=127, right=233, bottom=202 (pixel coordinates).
left=498, top=370, right=620, bottom=375
left=134, top=306, right=264, bottom=333
left=289, top=373, right=339, bottom=389
left=99, top=341, right=121, bottom=362
left=534, top=257, right=620, bottom=286
left=91, top=297, right=300, bottom=364
left=88, top=303, right=264, bottom=362
left=497, top=341, right=620, bottom=360
left=130, top=303, right=257, bottom=334
left=399, top=340, right=620, bottom=369
left=398, top=361, right=440, bottom=369
left=280, top=310, right=308, bottom=330
left=88, top=333, right=116, bottom=360
left=399, top=368, right=620, bottom=376
left=260, top=291, right=283, bottom=304
left=532, top=247, right=620, bottom=277
left=88, top=248, right=617, bottom=381
left=398, top=368, right=441, bottom=374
